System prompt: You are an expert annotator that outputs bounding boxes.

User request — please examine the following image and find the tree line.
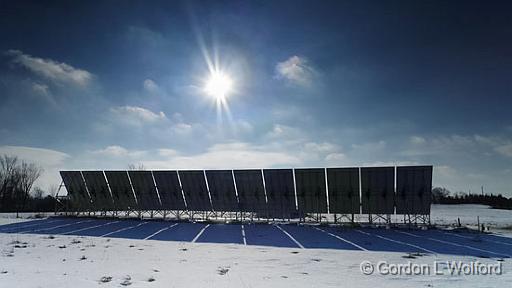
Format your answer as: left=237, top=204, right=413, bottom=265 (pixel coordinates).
left=0, top=155, right=55, bottom=213
left=432, top=187, right=512, bottom=210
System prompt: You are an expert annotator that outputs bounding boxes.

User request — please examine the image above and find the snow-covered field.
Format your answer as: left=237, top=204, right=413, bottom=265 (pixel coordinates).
left=1, top=205, right=511, bottom=287
left=431, top=204, right=512, bottom=230
left=1, top=232, right=511, bottom=288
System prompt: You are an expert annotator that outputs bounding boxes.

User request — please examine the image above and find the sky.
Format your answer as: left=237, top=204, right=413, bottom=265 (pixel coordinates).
left=0, top=0, right=511, bottom=196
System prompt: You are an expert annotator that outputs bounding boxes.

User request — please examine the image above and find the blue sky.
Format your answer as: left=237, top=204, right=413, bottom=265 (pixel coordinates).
left=1, top=0, right=511, bottom=196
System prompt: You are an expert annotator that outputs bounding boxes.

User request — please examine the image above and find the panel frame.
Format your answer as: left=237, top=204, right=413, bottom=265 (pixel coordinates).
left=128, top=170, right=162, bottom=210
left=263, top=169, right=297, bottom=219
left=178, top=170, right=212, bottom=212
left=233, top=169, right=267, bottom=215
left=326, top=167, right=360, bottom=214
left=360, top=167, right=395, bottom=215
left=152, top=170, right=187, bottom=210
left=104, top=171, right=138, bottom=211
left=82, top=171, right=114, bottom=211
left=205, top=170, right=239, bottom=212
left=294, top=168, right=328, bottom=214
left=396, top=166, right=432, bottom=215
left=60, top=171, right=91, bottom=211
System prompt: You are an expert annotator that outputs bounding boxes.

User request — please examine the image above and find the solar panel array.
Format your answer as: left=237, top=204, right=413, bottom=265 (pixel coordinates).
left=59, top=165, right=432, bottom=217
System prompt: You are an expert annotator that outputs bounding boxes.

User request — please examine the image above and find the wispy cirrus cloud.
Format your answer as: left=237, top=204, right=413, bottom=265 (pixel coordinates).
left=275, top=55, right=316, bottom=87
left=143, top=79, right=159, bottom=93
left=90, top=145, right=147, bottom=158
left=110, top=105, right=167, bottom=125
left=5, top=49, right=93, bottom=87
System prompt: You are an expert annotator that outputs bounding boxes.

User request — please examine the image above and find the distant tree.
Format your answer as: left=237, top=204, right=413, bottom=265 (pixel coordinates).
left=0, top=155, right=43, bottom=214
left=128, top=163, right=145, bottom=170
left=432, top=187, right=451, bottom=203
left=47, top=184, right=59, bottom=197
left=0, top=155, right=19, bottom=211
left=32, top=186, right=45, bottom=199
left=16, top=161, right=43, bottom=216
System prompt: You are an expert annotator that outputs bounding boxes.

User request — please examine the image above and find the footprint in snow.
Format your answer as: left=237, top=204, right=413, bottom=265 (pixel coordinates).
left=217, top=267, right=230, bottom=275
left=99, top=276, right=112, bottom=283
left=120, top=275, right=132, bottom=286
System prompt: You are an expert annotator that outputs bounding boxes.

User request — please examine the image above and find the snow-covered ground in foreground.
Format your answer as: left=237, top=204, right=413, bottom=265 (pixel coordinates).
left=1, top=205, right=512, bottom=287
left=0, top=232, right=511, bottom=288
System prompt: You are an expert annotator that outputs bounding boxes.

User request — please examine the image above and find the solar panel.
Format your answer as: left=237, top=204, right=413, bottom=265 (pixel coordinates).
left=233, top=169, right=267, bottom=214
left=263, top=169, right=297, bottom=218
left=178, top=170, right=212, bottom=211
left=104, top=171, right=137, bottom=210
left=326, top=167, right=360, bottom=214
left=361, top=167, right=394, bottom=214
left=152, top=170, right=186, bottom=210
left=396, top=166, right=432, bottom=214
left=82, top=171, right=113, bottom=210
left=60, top=171, right=91, bottom=211
left=128, top=171, right=161, bottom=210
left=205, top=170, right=238, bottom=212
left=295, top=168, right=328, bottom=213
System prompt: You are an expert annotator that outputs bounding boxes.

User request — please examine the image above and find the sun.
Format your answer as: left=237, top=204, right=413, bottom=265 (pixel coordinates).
left=204, top=71, right=233, bottom=101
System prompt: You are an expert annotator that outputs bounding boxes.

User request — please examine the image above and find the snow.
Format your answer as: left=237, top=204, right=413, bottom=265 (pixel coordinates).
left=1, top=233, right=511, bottom=288
left=431, top=204, right=512, bottom=229
left=1, top=205, right=512, bottom=287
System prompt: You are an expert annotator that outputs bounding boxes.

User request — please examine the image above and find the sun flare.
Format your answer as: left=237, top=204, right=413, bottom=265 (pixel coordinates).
left=205, top=71, right=233, bottom=100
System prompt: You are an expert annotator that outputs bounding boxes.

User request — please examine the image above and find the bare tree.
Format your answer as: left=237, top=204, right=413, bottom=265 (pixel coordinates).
left=47, top=184, right=59, bottom=198
left=32, top=186, right=45, bottom=199
left=0, top=155, right=19, bottom=211
left=0, top=155, right=43, bottom=215
left=17, top=161, right=43, bottom=215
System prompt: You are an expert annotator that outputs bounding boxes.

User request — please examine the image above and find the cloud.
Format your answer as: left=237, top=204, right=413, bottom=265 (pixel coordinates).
left=91, top=145, right=146, bottom=158
left=325, top=153, right=347, bottom=163
left=265, top=124, right=304, bottom=143
left=158, top=149, right=178, bottom=157
left=403, top=134, right=512, bottom=158
left=495, top=144, right=512, bottom=157
left=351, top=140, right=387, bottom=152
left=6, top=49, right=92, bottom=87
left=110, top=106, right=167, bottom=125
left=409, top=136, right=426, bottom=145
left=145, top=142, right=301, bottom=169
left=275, top=55, right=316, bottom=87
left=31, top=82, right=49, bottom=95
left=143, top=79, right=159, bottom=93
